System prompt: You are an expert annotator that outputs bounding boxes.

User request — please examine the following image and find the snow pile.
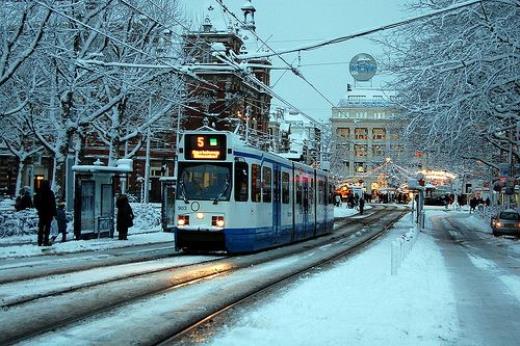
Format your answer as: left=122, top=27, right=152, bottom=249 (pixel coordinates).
left=0, top=198, right=15, bottom=211
left=0, top=203, right=162, bottom=238
left=129, top=203, right=162, bottom=234
left=0, top=209, right=39, bottom=236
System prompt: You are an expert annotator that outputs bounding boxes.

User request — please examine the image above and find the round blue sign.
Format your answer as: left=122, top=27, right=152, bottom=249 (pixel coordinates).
left=349, top=53, right=377, bottom=81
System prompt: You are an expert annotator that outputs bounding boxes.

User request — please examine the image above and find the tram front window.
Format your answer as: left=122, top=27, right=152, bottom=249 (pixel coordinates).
left=178, top=163, right=232, bottom=202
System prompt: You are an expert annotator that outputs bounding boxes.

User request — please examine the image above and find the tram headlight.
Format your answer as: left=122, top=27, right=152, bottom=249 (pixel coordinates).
left=177, top=215, right=189, bottom=226
left=212, top=216, right=225, bottom=227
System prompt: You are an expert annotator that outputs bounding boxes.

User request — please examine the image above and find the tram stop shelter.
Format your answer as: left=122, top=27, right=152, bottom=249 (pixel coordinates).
left=160, top=176, right=176, bottom=232
left=72, top=159, right=133, bottom=240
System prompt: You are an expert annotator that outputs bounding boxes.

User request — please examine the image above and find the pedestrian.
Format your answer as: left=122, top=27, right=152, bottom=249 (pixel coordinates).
left=33, top=180, right=57, bottom=246
left=15, top=187, right=33, bottom=211
left=334, top=193, right=341, bottom=207
left=469, top=197, right=477, bottom=213
left=116, top=194, right=134, bottom=240
left=347, top=194, right=354, bottom=209
left=359, top=197, right=365, bottom=215
left=55, top=202, right=67, bottom=242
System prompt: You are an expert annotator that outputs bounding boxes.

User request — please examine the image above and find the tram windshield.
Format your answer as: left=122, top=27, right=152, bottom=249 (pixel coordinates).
left=177, top=162, right=232, bottom=202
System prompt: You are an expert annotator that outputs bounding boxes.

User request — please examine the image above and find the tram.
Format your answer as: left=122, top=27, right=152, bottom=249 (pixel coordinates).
left=173, top=128, right=335, bottom=254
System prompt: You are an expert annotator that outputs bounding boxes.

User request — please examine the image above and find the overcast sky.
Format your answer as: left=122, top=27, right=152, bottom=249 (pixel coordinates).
left=182, top=0, right=411, bottom=122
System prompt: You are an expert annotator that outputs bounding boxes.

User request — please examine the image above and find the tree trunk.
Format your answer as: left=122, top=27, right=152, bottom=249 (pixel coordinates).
left=15, top=160, right=24, bottom=195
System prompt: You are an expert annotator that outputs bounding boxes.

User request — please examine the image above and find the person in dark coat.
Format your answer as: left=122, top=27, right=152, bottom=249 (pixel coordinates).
left=15, top=188, right=33, bottom=211
left=116, top=194, right=134, bottom=240
left=55, top=202, right=67, bottom=242
left=359, top=197, right=365, bottom=215
left=33, top=180, right=57, bottom=246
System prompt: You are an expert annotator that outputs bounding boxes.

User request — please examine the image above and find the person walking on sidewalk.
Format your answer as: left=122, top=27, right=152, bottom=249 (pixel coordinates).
left=116, top=194, right=134, bottom=240
left=33, top=180, right=57, bottom=246
left=359, top=197, right=365, bottom=215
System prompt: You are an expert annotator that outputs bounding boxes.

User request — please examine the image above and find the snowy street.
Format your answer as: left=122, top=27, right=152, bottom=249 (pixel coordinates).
left=175, top=208, right=520, bottom=346
left=2, top=206, right=520, bottom=345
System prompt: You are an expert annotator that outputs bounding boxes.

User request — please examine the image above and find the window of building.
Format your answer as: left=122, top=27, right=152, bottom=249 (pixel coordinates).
left=234, top=162, right=248, bottom=202
left=262, top=166, right=272, bottom=203
left=252, top=164, right=261, bottom=202
left=354, top=144, right=368, bottom=157
left=372, top=145, right=385, bottom=157
left=354, top=162, right=366, bottom=173
left=373, top=128, right=386, bottom=140
left=355, top=128, right=368, bottom=140
left=336, top=128, right=350, bottom=138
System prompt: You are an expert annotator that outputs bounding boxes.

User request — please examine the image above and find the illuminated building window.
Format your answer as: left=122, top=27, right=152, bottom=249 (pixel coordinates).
left=354, top=162, right=365, bottom=173
left=355, top=128, right=368, bottom=140
left=336, top=128, right=350, bottom=138
left=372, top=128, right=386, bottom=140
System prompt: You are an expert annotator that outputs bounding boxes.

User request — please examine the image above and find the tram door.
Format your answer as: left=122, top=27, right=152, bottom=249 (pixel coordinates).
left=273, top=166, right=282, bottom=242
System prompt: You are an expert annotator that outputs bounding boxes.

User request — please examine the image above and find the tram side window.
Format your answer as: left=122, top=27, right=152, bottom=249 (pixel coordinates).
left=234, top=162, right=249, bottom=202
left=282, top=172, right=290, bottom=204
left=310, top=178, right=314, bottom=205
left=262, top=166, right=272, bottom=203
left=329, top=184, right=335, bottom=204
left=252, top=164, right=261, bottom=202
left=296, top=175, right=302, bottom=205
left=318, top=180, right=324, bottom=205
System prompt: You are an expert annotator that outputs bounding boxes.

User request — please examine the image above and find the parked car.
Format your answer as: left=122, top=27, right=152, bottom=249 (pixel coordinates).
left=490, top=209, right=520, bottom=237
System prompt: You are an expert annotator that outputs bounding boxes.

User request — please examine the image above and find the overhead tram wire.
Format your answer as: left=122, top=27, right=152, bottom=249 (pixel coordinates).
left=237, top=0, right=486, bottom=60
left=214, top=0, right=336, bottom=110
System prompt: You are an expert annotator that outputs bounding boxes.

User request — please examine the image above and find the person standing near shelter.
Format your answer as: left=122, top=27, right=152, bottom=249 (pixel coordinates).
left=33, top=180, right=57, bottom=246
left=55, top=202, right=67, bottom=242
left=15, top=187, right=33, bottom=211
left=116, top=194, right=134, bottom=240
left=359, top=197, right=365, bottom=215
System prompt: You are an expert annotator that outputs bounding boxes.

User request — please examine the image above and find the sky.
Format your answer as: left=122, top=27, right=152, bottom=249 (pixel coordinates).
left=181, top=0, right=411, bottom=122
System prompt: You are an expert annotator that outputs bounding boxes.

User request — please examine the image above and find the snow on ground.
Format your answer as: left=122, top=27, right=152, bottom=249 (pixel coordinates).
left=333, top=204, right=372, bottom=218
left=203, top=211, right=459, bottom=346
left=0, top=203, right=169, bottom=259
left=0, top=232, right=172, bottom=259
left=4, top=202, right=517, bottom=344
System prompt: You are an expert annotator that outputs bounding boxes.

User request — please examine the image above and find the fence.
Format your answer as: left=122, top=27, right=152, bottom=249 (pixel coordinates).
left=391, top=226, right=419, bottom=275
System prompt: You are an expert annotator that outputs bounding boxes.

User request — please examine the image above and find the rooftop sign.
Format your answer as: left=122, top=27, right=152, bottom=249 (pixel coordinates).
left=349, top=53, right=377, bottom=81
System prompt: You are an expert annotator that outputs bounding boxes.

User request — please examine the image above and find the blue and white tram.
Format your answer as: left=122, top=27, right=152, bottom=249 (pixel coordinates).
left=174, top=129, right=335, bottom=254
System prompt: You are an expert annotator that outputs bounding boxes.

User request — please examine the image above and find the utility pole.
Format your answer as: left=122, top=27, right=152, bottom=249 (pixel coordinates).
left=143, top=98, right=152, bottom=203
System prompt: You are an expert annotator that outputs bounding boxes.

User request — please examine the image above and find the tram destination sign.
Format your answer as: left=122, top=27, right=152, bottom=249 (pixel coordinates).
left=185, top=134, right=227, bottom=160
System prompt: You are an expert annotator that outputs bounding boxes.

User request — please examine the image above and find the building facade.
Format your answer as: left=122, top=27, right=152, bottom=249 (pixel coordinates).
left=331, top=86, right=405, bottom=183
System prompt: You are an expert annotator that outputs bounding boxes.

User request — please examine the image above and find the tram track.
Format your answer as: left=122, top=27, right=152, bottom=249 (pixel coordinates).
left=0, top=206, right=405, bottom=345
left=162, top=208, right=406, bottom=345
left=2, top=206, right=391, bottom=309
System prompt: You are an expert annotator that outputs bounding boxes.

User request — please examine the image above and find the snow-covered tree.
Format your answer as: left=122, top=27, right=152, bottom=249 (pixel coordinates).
left=382, top=0, right=520, bottom=172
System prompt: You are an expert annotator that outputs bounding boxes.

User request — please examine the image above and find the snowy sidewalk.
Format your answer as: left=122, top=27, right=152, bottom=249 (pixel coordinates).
left=0, top=232, right=173, bottom=259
